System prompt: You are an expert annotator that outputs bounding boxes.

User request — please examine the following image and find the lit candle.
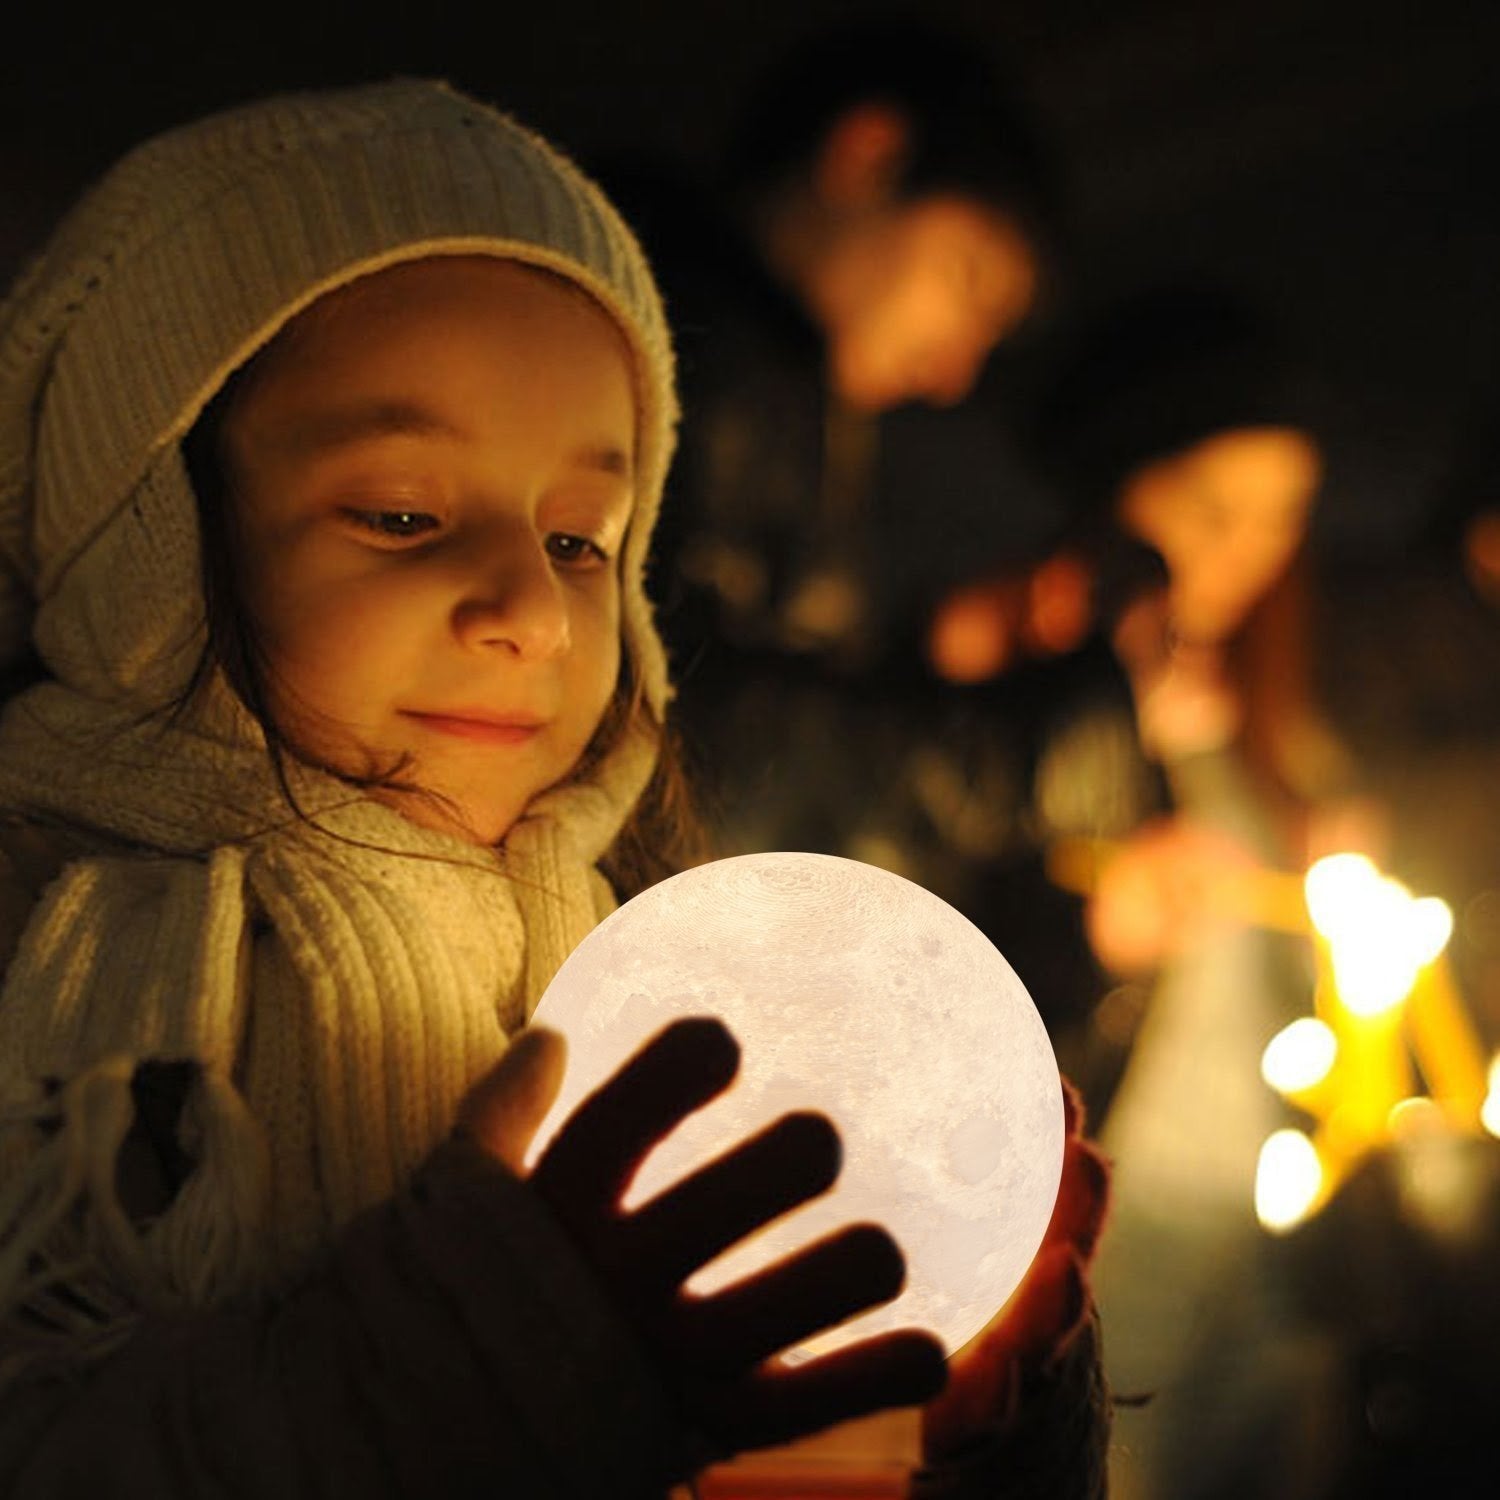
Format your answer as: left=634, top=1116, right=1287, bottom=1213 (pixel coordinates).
left=1408, top=953, right=1488, bottom=1126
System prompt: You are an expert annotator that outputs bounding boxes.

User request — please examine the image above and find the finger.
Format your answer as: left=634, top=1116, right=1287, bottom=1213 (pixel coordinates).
left=708, top=1329, right=947, bottom=1453
left=1045, top=1136, right=1110, bottom=1262
left=1060, top=1075, right=1084, bottom=1138
left=679, top=1222, right=907, bottom=1374
left=923, top=1337, right=1022, bottom=1458
left=989, top=1245, right=1086, bottom=1368
left=454, top=1027, right=568, bottom=1174
left=923, top=1246, right=1084, bottom=1459
left=532, top=1017, right=739, bottom=1227
left=622, top=1110, right=840, bottom=1290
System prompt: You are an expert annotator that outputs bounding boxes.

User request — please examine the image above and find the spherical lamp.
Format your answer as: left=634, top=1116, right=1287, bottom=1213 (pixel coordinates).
left=530, top=851, right=1064, bottom=1358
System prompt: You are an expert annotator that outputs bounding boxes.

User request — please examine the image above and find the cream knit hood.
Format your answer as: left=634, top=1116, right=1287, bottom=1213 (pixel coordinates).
left=0, top=80, right=679, bottom=1343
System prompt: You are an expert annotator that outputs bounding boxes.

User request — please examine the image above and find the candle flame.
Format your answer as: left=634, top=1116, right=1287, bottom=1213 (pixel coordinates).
left=1255, top=1129, right=1323, bottom=1232
left=1483, top=1053, right=1500, bottom=1139
left=1304, top=855, right=1453, bottom=1017
left=1261, top=1017, right=1337, bottom=1095
left=1304, top=852, right=1379, bottom=938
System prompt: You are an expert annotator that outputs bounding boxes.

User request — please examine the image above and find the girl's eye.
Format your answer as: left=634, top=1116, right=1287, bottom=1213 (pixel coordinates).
left=343, top=508, right=441, bottom=541
left=546, top=533, right=610, bottom=568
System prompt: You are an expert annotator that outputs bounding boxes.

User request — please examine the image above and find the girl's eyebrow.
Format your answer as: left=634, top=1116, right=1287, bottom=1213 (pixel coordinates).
left=274, top=399, right=634, bottom=479
left=574, top=444, right=633, bottom=480
left=278, top=399, right=466, bottom=454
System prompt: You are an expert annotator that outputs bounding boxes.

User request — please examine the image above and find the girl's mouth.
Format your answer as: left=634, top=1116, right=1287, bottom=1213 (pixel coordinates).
left=402, top=711, right=544, bottom=745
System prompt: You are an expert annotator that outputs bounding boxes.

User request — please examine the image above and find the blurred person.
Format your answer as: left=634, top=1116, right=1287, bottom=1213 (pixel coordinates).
left=929, top=287, right=1332, bottom=959
left=718, top=18, right=1048, bottom=418
left=937, top=288, right=1324, bottom=735
left=906, top=291, right=1328, bottom=1121
left=600, top=16, right=1063, bottom=868
left=929, top=296, right=1500, bottom=1500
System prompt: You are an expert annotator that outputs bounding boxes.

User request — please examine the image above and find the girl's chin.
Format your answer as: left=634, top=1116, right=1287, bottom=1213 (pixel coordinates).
left=366, top=782, right=517, bottom=847
left=271, top=726, right=522, bottom=844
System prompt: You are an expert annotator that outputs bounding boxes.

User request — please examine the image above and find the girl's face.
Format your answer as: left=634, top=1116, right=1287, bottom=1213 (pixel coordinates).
left=222, top=256, right=637, bottom=845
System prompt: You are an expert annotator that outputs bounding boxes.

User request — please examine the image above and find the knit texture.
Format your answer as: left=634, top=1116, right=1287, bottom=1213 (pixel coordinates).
left=0, top=80, right=679, bottom=1354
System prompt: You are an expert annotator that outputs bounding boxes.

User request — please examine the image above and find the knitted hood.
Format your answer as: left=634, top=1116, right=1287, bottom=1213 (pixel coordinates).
left=0, top=77, right=677, bottom=718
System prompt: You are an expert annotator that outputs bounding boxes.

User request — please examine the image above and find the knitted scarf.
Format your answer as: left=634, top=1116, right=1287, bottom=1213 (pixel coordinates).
left=0, top=663, right=654, bottom=1336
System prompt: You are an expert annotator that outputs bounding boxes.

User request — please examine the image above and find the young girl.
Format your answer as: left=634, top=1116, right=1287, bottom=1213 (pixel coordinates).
left=0, top=81, right=1105, bottom=1496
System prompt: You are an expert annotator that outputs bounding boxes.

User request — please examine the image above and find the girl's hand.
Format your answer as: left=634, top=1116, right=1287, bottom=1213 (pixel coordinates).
left=459, top=1018, right=948, bottom=1458
left=915, top=1081, right=1110, bottom=1496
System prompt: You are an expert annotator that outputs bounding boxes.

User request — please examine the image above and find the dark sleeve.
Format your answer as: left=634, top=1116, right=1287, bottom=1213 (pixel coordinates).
left=0, top=1139, right=690, bottom=1500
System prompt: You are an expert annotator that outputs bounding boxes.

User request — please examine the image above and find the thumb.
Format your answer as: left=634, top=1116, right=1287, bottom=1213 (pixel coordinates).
left=456, top=1026, right=568, bottom=1174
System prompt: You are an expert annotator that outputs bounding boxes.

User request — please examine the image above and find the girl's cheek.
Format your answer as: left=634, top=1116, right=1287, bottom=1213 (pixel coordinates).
left=568, top=573, right=623, bottom=634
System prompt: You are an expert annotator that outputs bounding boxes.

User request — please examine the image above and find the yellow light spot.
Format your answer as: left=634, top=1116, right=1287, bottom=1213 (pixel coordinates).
left=1307, top=859, right=1434, bottom=1017
left=1261, top=1017, right=1337, bottom=1095
left=1483, top=1053, right=1500, bottom=1139
left=1304, top=853, right=1379, bottom=939
left=1411, top=897, right=1454, bottom=964
left=1255, top=1129, right=1323, bottom=1232
left=1335, top=949, right=1416, bottom=1017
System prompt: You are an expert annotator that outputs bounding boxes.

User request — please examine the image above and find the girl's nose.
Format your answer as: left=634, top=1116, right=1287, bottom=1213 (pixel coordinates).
left=452, top=537, right=571, bottom=660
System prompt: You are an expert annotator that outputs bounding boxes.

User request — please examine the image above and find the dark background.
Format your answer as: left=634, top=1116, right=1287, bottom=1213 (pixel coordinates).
left=4, top=0, right=1498, bottom=550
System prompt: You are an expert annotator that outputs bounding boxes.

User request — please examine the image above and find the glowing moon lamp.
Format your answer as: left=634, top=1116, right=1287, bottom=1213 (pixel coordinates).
left=529, top=851, right=1064, bottom=1359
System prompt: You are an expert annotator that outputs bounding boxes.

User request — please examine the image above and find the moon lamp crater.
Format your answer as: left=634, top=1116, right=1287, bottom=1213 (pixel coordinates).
left=530, top=851, right=1064, bottom=1359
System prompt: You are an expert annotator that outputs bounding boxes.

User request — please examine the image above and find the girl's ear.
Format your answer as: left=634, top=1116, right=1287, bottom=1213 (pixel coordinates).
left=811, top=101, right=913, bottom=210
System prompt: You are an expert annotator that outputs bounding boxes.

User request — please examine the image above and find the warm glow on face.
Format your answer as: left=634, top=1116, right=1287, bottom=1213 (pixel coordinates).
left=822, top=198, right=1038, bottom=411
left=1261, top=1017, right=1338, bottom=1095
left=224, top=257, right=634, bottom=844
left=1118, top=426, right=1319, bottom=644
left=1255, top=1129, right=1323, bottom=1232
left=530, top=852, right=1065, bottom=1358
left=1303, top=854, right=1453, bottom=1017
